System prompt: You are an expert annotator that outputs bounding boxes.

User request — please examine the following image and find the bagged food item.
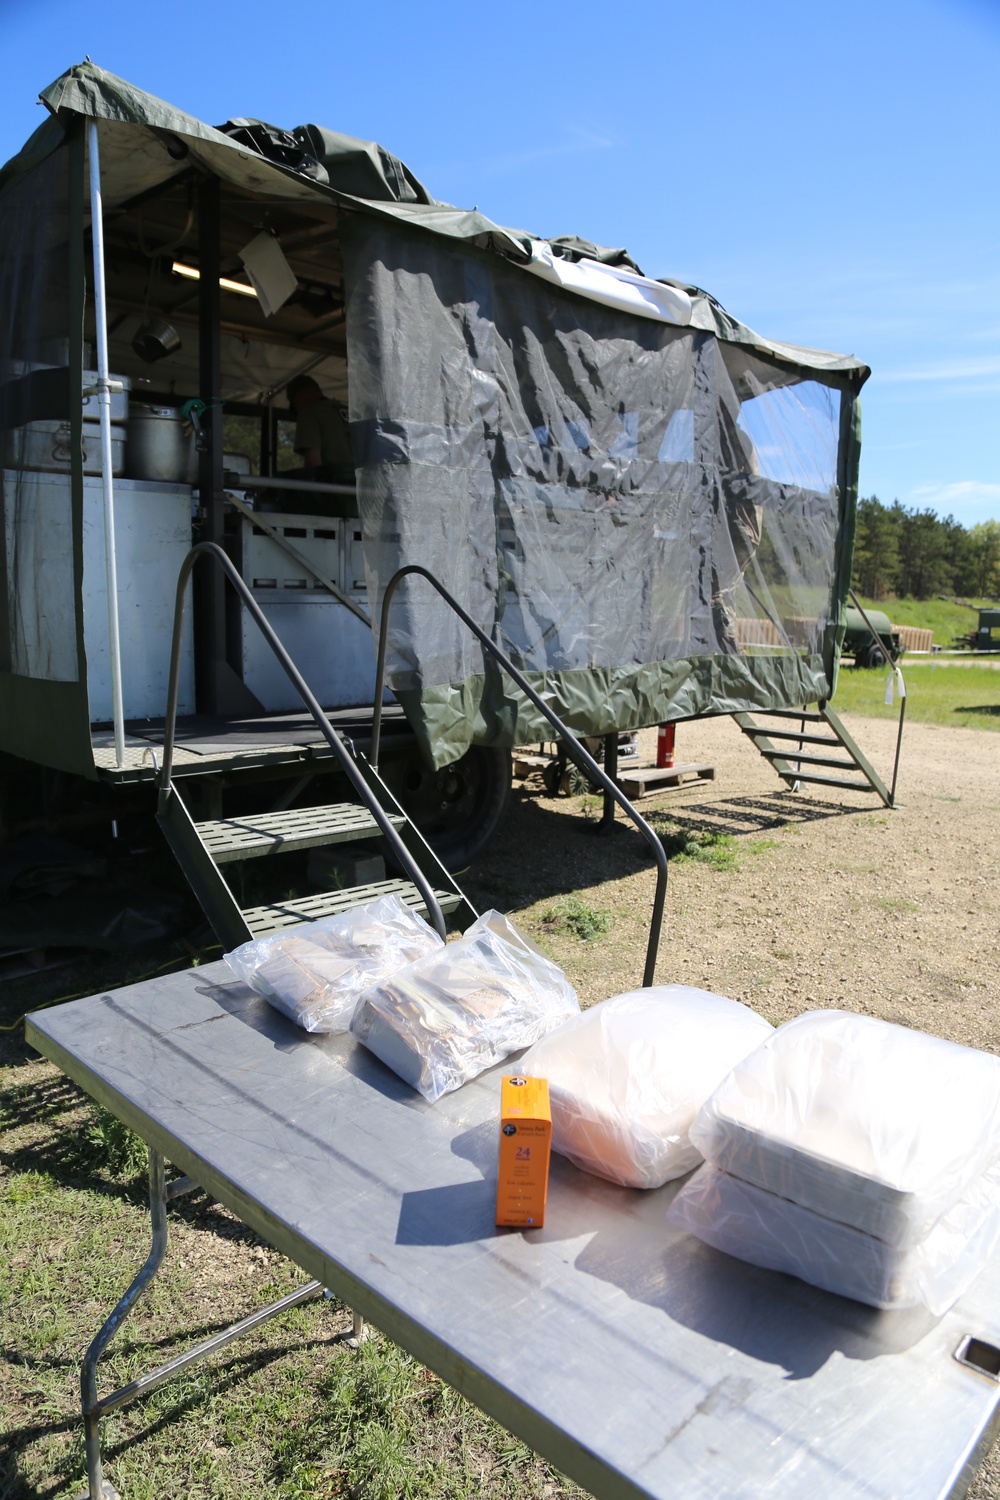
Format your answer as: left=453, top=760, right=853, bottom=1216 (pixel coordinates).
left=669, top=1161, right=1000, bottom=1315
left=350, top=910, right=579, bottom=1102
left=224, top=894, right=443, bottom=1033
left=690, top=1010, right=1000, bottom=1246
left=520, top=986, right=771, bottom=1189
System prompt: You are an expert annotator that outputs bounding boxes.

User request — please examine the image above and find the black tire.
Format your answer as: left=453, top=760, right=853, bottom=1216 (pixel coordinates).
left=854, top=642, right=884, bottom=669
left=383, top=746, right=512, bottom=871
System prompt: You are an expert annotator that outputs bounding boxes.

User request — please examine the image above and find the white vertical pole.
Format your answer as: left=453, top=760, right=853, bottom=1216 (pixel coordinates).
left=87, top=120, right=126, bottom=770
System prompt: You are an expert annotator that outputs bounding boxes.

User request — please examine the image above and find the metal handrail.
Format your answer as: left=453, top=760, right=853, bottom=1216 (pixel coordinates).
left=369, top=565, right=669, bottom=988
left=156, top=542, right=447, bottom=939
left=847, top=588, right=907, bottom=805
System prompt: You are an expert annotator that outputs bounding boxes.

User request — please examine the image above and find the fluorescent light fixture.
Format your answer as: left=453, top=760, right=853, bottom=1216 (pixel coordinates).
left=171, top=261, right=258, bottom=299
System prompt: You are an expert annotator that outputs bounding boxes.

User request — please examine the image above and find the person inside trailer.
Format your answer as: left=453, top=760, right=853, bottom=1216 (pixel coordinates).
left=266, top=374, right=356, bottom=515
left=286, top=374, right=355, bottom=484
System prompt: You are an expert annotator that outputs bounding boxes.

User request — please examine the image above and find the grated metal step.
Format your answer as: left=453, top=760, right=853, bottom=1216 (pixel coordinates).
left=196, top=803, right=403, bottom=863
left=242, top=878, right=463, bottom=937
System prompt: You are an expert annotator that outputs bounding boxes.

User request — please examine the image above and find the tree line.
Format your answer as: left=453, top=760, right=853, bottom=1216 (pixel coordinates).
left=851, top=498, right=1000, bottom=601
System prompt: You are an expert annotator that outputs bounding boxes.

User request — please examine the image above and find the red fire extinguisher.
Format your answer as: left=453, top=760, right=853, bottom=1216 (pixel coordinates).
left=656, top=722, right=676, bottom=769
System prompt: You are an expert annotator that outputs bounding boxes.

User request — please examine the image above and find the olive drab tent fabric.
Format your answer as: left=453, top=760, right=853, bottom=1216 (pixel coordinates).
left=342, top=220, right=864, bottom=766
left=0, top=62, right=868, bottom=774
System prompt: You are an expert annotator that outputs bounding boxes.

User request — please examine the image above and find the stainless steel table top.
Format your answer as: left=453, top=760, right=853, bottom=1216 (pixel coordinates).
left=27, top=964, right=1000, bottom=1500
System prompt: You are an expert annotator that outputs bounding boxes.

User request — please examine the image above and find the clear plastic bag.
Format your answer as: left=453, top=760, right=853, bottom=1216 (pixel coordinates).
left=350, top=909, right=579, bottom=1102
left=224, top=894, right=443, bottom=1033
left=668, top=1162, right=1000, bottom=1315
left=520, top=986, right=771, bottom=1189
left=690, top=1009, right=1000, bottom=1246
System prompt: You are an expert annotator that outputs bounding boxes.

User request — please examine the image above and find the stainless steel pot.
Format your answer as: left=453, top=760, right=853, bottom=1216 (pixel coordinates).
left=126, top=404, right=197, bottom=484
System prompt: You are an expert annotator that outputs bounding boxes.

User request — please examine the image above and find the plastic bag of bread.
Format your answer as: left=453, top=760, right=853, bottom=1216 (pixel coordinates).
left=224, top=894, right=443, bottom=1033
left=668, top=1161, right=1000, bottom=1314
left=689, top=1009, right=1000, bottom=1246
left=350, top=910, right=579, bottom=1101
left=519, top=986, right=771, bottom=1188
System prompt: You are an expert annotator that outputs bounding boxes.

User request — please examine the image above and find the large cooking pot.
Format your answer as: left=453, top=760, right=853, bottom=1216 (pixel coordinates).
left=126, top=404, right=198, bottom=484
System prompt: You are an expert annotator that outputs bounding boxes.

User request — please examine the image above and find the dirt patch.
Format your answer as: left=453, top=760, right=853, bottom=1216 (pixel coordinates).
left=471, top=713, right=1000, bottom=1048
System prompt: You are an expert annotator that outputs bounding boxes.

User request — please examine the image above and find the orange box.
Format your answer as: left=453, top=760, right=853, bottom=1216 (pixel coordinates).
left=496, top=1074, right=551, bottom=1228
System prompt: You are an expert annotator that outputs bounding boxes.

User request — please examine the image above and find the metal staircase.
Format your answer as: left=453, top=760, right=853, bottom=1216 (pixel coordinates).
left=155, top=544, right=473, bottom=952
left=155, top=548, right=669, bottom=991
left=732, top=701, right=898, bottom=807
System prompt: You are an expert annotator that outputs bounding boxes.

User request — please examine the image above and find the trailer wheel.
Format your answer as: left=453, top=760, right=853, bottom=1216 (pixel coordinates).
left=385, top=746, right=512, bottom=871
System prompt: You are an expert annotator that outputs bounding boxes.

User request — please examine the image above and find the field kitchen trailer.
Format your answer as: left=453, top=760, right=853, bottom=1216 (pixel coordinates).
left=0, top=62, right=899, bottom=950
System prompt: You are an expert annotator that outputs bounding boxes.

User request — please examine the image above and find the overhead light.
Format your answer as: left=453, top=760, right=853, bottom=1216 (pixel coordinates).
left=171, top=261, right=258, bottom=299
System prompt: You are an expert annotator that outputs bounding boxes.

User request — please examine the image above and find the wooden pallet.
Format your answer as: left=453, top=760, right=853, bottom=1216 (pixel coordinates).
left=617, top=762, right=716, bottom=798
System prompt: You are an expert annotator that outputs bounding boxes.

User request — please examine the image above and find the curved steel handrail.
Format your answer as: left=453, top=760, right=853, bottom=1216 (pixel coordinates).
left=847, top=587, right=907, bottom=806
left=369, top=565, right=669, bottom=988
left=157, top=542, right=447, bottom=940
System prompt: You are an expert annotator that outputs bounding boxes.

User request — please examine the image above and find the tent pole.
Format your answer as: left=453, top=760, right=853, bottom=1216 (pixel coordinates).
left=87, top=121, right=126, bottom=769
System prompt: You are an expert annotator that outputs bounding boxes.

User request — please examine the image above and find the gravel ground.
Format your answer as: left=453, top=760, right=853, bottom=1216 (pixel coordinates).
left=475, top=713, right=1000, bottom=1038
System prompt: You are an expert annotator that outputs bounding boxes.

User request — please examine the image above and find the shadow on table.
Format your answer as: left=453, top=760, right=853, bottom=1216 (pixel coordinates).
left=397, top=1118, right=935, bottom=1381
left=196, top=977, right=432, bottom=1111
left=569, top=1188, right=936, bottom=1382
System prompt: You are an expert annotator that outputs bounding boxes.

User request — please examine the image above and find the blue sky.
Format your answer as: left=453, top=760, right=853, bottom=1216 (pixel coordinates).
left=2, top=0, right=998, bottom=526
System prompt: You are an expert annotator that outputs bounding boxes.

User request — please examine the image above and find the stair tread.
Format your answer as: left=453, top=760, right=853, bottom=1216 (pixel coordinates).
left=197, top=803, right=403, bottom=861
left=747, top=709, right=826, bottom=722
left=745, top=729, right=840, bottom=746
left=242, top=878, right=461, bottom=936
left=779, top=772, right=878, bottom=792
left=758, top=751, right=860, bottom=771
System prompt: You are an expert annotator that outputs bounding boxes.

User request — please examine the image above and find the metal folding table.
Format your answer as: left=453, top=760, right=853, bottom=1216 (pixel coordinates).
left=26, top=963, right=1000, bottom=1500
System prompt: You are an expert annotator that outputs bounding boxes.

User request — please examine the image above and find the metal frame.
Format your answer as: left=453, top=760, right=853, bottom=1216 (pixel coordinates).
left=369, top=564, right=669, bottom=988
left=78, top=1148, right=328, bottom=1500
left=847, top=587, right=907, bottom=805
left=158, top=541, right=451, bottom=939
left=86, top=121, right=127, bottom=770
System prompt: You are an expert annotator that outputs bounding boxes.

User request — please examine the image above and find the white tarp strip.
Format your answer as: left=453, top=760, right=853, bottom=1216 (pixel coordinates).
left=525, top=242, right=693, bottom=327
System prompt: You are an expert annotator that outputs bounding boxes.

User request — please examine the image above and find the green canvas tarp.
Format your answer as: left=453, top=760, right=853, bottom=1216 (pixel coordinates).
left=0, top=62, right=869, bottom=773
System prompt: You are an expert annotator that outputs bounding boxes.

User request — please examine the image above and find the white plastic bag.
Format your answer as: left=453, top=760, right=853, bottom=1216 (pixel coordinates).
left=224, top=894, right=444, bottom=1033
left=669, top=1162, right=1000, bottom=1315
left=520, top=986, right=771, bottom=1189
left=690, top=1009, right=1000, bottom=1246
left=350, top=909, right=579, bottom=1102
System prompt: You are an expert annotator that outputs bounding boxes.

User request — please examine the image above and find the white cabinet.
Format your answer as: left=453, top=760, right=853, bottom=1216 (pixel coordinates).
left=238, top=511, right=386, bottom=712
left=2, top=470, right=196, bottom=721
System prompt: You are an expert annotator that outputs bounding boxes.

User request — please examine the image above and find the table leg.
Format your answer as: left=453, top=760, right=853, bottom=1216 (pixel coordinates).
left=75, top=1148, right=326, bottom=1499
left=79, top=1148, right=169, bottom=1500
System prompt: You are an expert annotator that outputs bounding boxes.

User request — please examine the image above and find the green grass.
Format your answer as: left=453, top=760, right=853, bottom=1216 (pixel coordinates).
left=832, top=659, right=1000, bottom=730
left=642, top=825, right=782, bottom=874
left=653, top=826, right=739, bottom=870
left=852, top=593, right=991, bottom=646
left=541, top=892, right=614, bottom=940
left=0, top=1063, right=587, bottom=1500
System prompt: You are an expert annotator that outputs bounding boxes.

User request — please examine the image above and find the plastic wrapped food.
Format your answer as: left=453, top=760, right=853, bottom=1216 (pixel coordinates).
left=519, top=986, right=771, bottom=1189
left=224, top=894, right=443, bottom=1033
left=690, top=1010, right=1000, bottom=1247
left=350, top=910, right=579, bottom=1102
left=668, top=1162, right=1000, bottom=1315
